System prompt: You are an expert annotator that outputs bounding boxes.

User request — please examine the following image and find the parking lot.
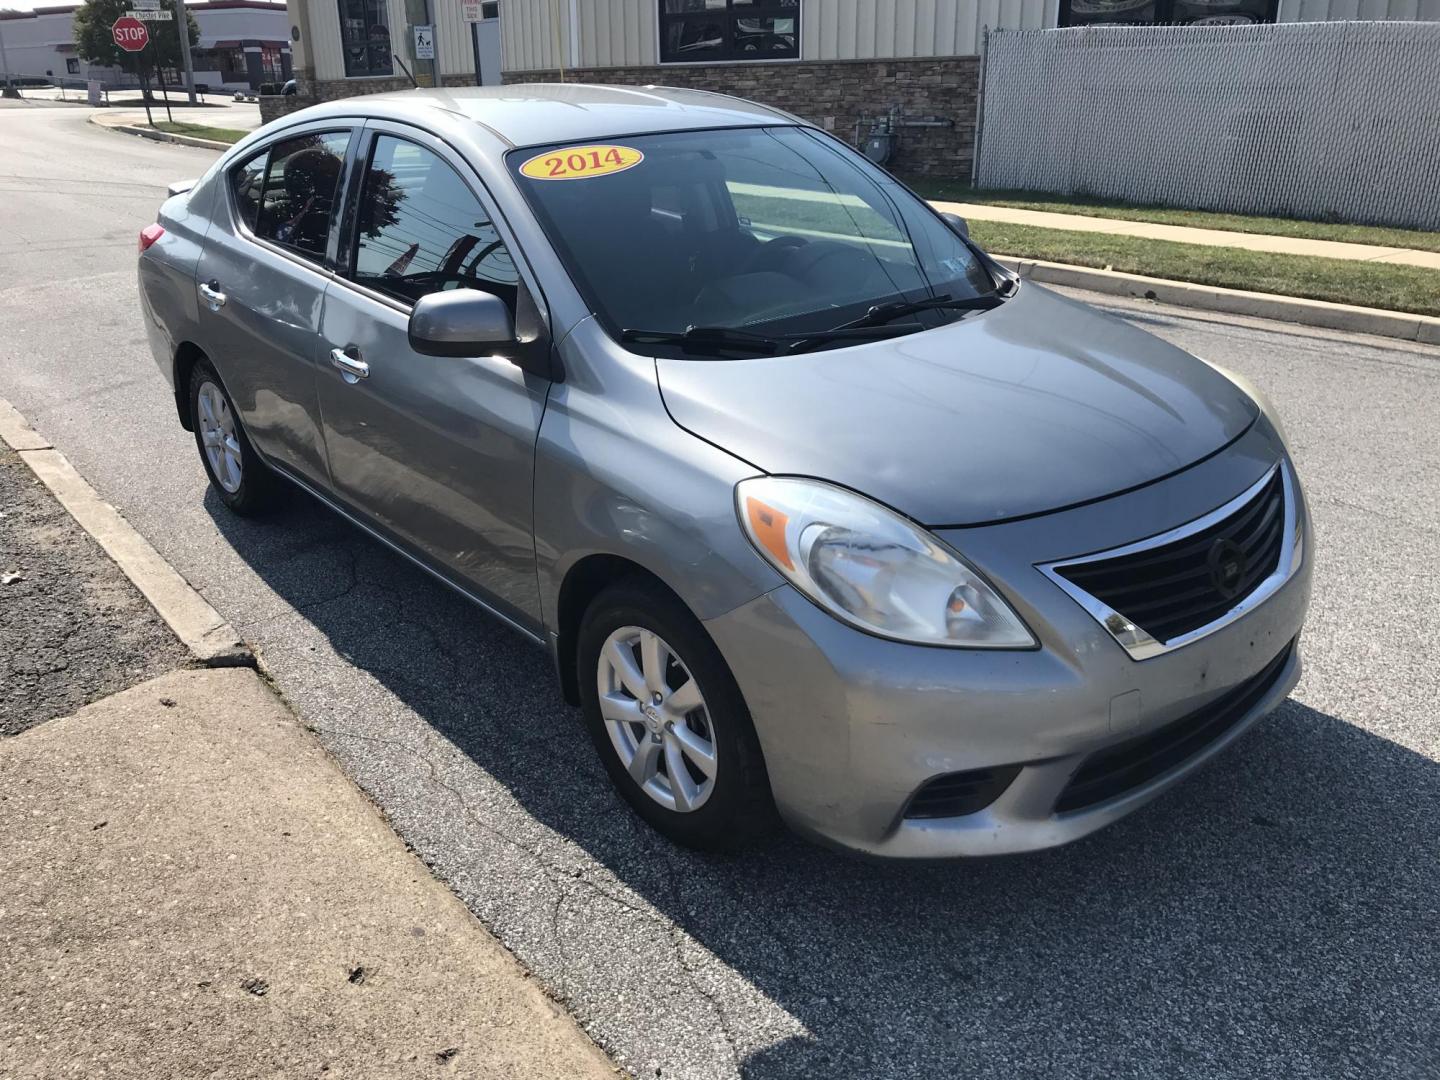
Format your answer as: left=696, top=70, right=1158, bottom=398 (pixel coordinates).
left=1, top=103, right=1436, bottom=1078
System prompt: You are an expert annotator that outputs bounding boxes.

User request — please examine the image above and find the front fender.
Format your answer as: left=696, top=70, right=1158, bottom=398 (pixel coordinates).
left=533, top=318, right=783, bottom=632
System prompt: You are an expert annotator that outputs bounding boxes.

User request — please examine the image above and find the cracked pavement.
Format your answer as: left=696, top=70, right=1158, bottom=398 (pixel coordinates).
left=1, top=104, right=1437, bottom=1079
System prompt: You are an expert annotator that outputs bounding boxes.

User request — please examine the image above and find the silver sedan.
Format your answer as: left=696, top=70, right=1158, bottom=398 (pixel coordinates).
left=137, top=85, right=1310, bottom=857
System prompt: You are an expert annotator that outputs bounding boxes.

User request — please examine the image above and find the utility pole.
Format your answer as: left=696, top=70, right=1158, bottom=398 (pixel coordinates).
left=0, top=16, right=18, bottom=99
left=173, top=0, right=196, bottom=104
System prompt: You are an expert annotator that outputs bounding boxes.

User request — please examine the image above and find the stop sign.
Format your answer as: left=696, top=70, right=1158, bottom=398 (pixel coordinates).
left=112, top=16, right=149, bottom=53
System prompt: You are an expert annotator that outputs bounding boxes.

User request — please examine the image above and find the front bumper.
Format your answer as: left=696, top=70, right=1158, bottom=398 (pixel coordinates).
left=704, top=424, right=1312, bottom=858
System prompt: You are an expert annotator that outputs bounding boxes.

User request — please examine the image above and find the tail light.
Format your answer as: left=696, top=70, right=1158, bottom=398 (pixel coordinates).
left=139, top=224, right=165, bottom=253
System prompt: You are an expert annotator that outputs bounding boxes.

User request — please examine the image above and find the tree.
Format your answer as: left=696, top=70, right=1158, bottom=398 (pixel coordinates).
left=72, top=0, right=198, bottom=83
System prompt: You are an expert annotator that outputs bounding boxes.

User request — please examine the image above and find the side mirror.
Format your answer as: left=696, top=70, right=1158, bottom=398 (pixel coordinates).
left=940, top=211, right=970, bottom=239
left=408, top=289, right=515, bottom=357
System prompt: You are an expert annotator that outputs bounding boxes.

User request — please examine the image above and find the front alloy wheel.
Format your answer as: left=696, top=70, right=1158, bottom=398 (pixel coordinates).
left=577, top=581, right=774, bottom=850
left=597, top=626, right=718, bottom=813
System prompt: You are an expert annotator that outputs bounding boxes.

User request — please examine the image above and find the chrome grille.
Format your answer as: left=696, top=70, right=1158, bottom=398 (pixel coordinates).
left=1039, top=463, right=1302, bottom=660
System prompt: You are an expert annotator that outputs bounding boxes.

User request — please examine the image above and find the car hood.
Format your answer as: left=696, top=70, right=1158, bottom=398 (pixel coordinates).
left=655, top=285, right=1257, bottom=526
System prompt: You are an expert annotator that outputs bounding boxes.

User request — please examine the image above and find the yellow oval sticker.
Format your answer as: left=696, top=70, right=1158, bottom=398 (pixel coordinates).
left=519, top=144, right=645, bottom=181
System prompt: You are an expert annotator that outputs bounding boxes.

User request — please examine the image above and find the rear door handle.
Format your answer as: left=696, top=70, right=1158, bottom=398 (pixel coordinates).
left=198, top=281, right=226, bottom=311
left=330, top=347, right=369, bottom=383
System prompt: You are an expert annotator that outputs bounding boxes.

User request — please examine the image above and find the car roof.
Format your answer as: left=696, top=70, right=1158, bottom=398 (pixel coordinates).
left=291, top=83, right=805, bottom=149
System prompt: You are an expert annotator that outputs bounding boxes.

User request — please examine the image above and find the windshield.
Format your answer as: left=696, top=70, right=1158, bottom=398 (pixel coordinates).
left=508, top=126, right=996, bottom=352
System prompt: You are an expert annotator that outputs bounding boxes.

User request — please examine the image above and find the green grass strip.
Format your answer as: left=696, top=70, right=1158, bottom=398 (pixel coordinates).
left=971, top=220, right=1440, bottom=318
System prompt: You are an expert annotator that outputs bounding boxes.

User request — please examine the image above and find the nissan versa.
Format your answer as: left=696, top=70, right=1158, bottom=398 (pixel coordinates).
left=137, top=86, right=1311, bottom=857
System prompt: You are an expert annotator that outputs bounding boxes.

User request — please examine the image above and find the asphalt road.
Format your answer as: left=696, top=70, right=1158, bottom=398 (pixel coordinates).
left=2, top=102, right=1437, bottom=1079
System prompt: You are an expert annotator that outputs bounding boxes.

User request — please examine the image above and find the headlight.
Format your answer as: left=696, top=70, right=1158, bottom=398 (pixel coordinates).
left=1200, top=358, right=1289, bottom=445
left=736, top=477, right=1035, bottom=648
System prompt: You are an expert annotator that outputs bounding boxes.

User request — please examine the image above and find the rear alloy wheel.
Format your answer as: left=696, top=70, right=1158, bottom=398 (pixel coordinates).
left=189, top=360, right=281, bottom=515
left=196, top=379, right=243, bottom=494
left=578, top=582, right=775, bottom=850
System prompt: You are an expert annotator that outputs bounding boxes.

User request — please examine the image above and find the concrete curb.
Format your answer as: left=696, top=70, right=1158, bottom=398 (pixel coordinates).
left=90, top=114, right=235, bottom=151
left=995, top=256, right=1440, bottom=346
left=0, top=398, right=251, bottom=668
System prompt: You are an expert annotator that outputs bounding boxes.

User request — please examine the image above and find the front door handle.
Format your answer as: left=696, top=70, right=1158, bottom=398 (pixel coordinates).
left=330, top=347, right=370, bottom=383
left=198, top=281, right=226, bottom=311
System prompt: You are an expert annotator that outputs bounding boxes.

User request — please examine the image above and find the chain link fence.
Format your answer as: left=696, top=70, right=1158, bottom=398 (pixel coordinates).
left=974, top=21, right=1440, bottom=230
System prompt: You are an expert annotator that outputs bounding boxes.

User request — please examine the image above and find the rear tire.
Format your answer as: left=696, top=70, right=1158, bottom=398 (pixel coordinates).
left=577, top=581, right=775, bottom=850
left=188, top=359, right=282, bottom=516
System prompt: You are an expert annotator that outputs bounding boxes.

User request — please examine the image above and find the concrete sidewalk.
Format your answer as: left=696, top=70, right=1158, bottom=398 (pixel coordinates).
left=89, top=99, right=263, bottom=133
left=0, top=667, right=616, bottom=1079
left=933, top=199, right=1440, bottom=271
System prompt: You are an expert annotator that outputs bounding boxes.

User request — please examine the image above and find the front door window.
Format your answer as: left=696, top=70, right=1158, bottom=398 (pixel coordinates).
left=351, top=135, right=519, bottom=309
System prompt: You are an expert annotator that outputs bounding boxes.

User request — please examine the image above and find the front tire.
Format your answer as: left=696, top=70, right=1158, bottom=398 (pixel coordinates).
left=188, top=360, right=281, bottom=515
left=577, top=581, right=775, bottom=850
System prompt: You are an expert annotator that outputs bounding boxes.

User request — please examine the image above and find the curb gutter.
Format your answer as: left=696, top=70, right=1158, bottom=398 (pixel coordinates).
left=995, top=256, right=1440, bottom=346
left=0, top=398, right=251, bottom=668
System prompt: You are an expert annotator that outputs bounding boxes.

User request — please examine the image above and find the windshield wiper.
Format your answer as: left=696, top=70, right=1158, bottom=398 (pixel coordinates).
left=621, top=326, right=784, bottom=355
left=831, top=293, right=1005, bottom=333
left=622, top=323, right=922, bottom=357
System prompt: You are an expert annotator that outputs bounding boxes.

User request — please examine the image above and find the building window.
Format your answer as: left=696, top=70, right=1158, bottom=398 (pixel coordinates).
left=66, top=58, right=80, bottom=75
left=481, top=1, right=498, bottom=18
left=659, top=0, right=799, bottom=64
left=338, top=0, right=393, bottom=77
left=1060, top=0, right=1276, bottom=25
left=261, top=45, right=284, bottom=82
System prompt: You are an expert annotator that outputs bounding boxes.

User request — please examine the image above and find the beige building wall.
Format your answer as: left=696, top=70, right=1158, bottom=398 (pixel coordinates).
left=309, top=0, right=477, bottom=82
left=1278, top=0, right=1440, bottom=17
left=300, top=0, right=1440, bottom=87
left=307, top=0, right=412, bottom=81
left=434, top=0, right=480, bottom=76
left=500, top=0, right=1051, bottom=72
left=805, top=0, right=1049, bottom=58
left=497, top=0, right=1440, bottom=74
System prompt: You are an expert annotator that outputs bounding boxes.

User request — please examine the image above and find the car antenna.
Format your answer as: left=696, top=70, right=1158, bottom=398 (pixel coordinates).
left=394, top=54, right=420, bottom=89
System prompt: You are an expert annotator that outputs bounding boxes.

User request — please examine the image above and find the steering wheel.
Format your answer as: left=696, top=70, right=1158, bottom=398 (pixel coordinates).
left=740, top=234, right=809, bottom=276
left=785, top=240, right=885, bottom=292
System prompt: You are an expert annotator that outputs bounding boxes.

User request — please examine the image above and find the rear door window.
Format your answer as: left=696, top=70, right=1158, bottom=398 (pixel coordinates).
left=230, top=150, right=266, bottom=232
left=247, top=131, right=351, bottom=262
left=348, top=135, right=518, bottom=308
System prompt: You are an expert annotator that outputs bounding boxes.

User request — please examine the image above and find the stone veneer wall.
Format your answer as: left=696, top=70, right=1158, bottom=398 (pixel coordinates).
left=259, top=73, right=423, bottom=125
left=502, top=56, right=980, bottom=176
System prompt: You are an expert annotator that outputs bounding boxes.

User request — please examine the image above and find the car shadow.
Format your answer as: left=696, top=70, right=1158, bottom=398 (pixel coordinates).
left=206, top=488, right=1438, bottom=1079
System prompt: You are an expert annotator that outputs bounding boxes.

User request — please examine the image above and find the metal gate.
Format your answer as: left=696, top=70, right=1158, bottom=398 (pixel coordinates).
left=974, top=21, right=1440, bottom=231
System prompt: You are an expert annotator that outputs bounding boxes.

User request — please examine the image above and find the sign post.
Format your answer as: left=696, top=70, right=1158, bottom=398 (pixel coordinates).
left=461, top=0, right=482, bottom=86
left=111, top=16, right=152, bottom=125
